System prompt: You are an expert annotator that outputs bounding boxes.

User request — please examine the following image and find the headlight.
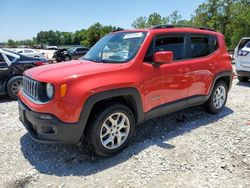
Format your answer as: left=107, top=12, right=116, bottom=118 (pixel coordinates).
left=46, top=83, right=54, bottom=99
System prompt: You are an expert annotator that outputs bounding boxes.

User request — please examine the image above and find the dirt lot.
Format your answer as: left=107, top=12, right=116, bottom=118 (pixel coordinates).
left=0, top=79, right=250, bottom=188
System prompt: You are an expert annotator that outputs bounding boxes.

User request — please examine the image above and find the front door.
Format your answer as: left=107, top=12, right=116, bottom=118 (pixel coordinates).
left=142, top=34, right=191, bottom=112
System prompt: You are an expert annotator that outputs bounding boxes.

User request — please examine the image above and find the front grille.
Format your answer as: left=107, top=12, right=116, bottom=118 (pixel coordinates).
left=23, top=76, right=39, bottom=100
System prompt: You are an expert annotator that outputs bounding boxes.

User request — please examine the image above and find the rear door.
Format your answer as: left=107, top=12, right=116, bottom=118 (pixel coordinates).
left=185, top=33, right=219, bottom=97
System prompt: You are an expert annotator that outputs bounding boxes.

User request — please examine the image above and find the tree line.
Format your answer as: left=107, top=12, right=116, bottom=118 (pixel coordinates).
left=6, top=0, right=250, bottom=49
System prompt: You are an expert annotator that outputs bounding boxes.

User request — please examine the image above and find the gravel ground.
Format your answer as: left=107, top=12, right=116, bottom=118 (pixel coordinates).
left=0, top=79, right=250, bottom=188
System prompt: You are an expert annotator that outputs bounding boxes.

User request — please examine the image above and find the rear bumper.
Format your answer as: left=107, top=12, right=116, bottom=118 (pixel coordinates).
left=18, top=99, right=83, bottom=144
left=236, top=70, right=250, bottom=78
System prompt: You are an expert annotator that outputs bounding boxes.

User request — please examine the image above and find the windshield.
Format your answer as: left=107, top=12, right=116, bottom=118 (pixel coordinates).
left=82, top=31, right=146, bottom=63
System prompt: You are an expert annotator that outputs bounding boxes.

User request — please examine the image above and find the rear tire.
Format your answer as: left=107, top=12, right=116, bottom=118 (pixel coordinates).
left=6, top=76, right=23, bottom=100
left=238, top=76, right=249, bottom=82
left=85, top=103, right=135, bottom=157
left=205, top=81, right=228, bottom=114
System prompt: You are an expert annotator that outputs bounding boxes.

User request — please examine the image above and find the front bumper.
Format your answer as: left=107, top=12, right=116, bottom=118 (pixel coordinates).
left=236, top=70, right=250, bottom=78
left=18, top=99, right=83, bottom=144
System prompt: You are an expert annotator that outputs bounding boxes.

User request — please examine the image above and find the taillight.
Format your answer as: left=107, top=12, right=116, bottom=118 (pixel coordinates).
left=238, top=50, right=249, bottom=56
left=34, top=61, right=48, bottom=66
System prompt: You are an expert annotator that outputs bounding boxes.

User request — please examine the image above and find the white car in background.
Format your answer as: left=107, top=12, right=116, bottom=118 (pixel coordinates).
left=11, top=48, right=45, bottom=59
left=234, top=37, right=250, bottom=82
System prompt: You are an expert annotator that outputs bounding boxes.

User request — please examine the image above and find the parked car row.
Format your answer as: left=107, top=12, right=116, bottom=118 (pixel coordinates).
left=52, top=47, right=89, bottom=62
left=5, top=46, right=89, bottom=62
left=8, top=48, right=46, bottom=59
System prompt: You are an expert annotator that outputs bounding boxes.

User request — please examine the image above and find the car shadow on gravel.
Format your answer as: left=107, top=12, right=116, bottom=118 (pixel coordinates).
left=20, top=106, right=233, bottom=177
left=236, top=81, right=250, bottom=87
left=0, top=95, right=12, bottom=103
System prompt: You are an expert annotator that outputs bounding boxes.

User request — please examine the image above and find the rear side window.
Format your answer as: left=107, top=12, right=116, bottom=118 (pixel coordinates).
left=190, top=35, right=210, bottom=58
left=144, top=34, right=185, bottom=62
left=24, top=50, right=33, bottom=53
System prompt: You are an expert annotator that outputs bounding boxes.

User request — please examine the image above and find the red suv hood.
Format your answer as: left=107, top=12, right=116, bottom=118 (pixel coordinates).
left=24, top=60, right=120, bottom=84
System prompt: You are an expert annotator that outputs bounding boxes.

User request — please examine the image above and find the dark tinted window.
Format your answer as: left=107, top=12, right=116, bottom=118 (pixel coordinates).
left=155, top=35, right=184, bottom=60
left=144, top=40, right=154, bottom=62
left=246, top=41, right=250, bottom=48
left=7, top=55, right=15, bottom=61
left=76, top=48, right=84, bottom=52
left=239, top=39, right=250, bottom=50
left=210, top=35, right=219, bottom=53
left=144, top=34, right=185, bottom=62
left=190, top=35, right=210, bottom=58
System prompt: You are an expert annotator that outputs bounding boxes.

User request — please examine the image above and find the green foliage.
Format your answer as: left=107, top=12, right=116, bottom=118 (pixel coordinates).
left=7, top=39, right=17, bottom=47
left=131, top=11, right=184, bottom=29
left=34, top=23, right=118, bottom=47
left=191, top=0, right=250, bottom=49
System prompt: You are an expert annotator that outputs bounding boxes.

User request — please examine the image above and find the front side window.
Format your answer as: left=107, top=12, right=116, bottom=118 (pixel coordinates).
left=144, top=34, right=185, bottom=62
left=83, top=32, right=146, bottom=63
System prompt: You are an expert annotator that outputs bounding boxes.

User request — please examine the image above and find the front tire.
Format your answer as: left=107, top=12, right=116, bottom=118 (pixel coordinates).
left=6, top=76, right=23, bottom=100
left=205, top=81, right=228, bottom=114
left=85, top=103, right=135, bottom=157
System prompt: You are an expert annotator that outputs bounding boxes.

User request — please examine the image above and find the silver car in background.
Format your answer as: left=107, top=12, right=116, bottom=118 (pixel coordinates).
left=234, top=37, right=250, bottom=82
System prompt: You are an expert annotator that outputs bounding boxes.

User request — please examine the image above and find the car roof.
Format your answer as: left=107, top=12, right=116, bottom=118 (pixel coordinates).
left=115, top=25, right=220, bottom=36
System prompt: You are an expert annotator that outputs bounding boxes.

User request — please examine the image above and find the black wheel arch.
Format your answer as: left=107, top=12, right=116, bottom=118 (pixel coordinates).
left=208, top=70, right=233, bottom=98
left=78, top=87, right=144, bottom=136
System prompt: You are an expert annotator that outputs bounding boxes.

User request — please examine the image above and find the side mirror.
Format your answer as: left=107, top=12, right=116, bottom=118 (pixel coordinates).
left=153, top=51, right=173, bottom=66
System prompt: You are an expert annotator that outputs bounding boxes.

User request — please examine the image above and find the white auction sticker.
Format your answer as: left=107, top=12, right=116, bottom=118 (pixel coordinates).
left=123, top=32, right=143, bottom=39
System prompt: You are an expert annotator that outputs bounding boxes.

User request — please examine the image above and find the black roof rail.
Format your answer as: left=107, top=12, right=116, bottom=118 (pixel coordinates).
left=152, top=25, right=216, bottom=32
left=113, top=27, right=124, bottom=32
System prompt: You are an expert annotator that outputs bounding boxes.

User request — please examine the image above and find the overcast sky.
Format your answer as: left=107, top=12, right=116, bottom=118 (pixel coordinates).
left=0, top=0, right=204, bottom=42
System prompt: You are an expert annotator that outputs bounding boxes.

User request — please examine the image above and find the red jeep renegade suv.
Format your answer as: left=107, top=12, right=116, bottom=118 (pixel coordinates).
left=18, top=25, right=233, bottom=156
